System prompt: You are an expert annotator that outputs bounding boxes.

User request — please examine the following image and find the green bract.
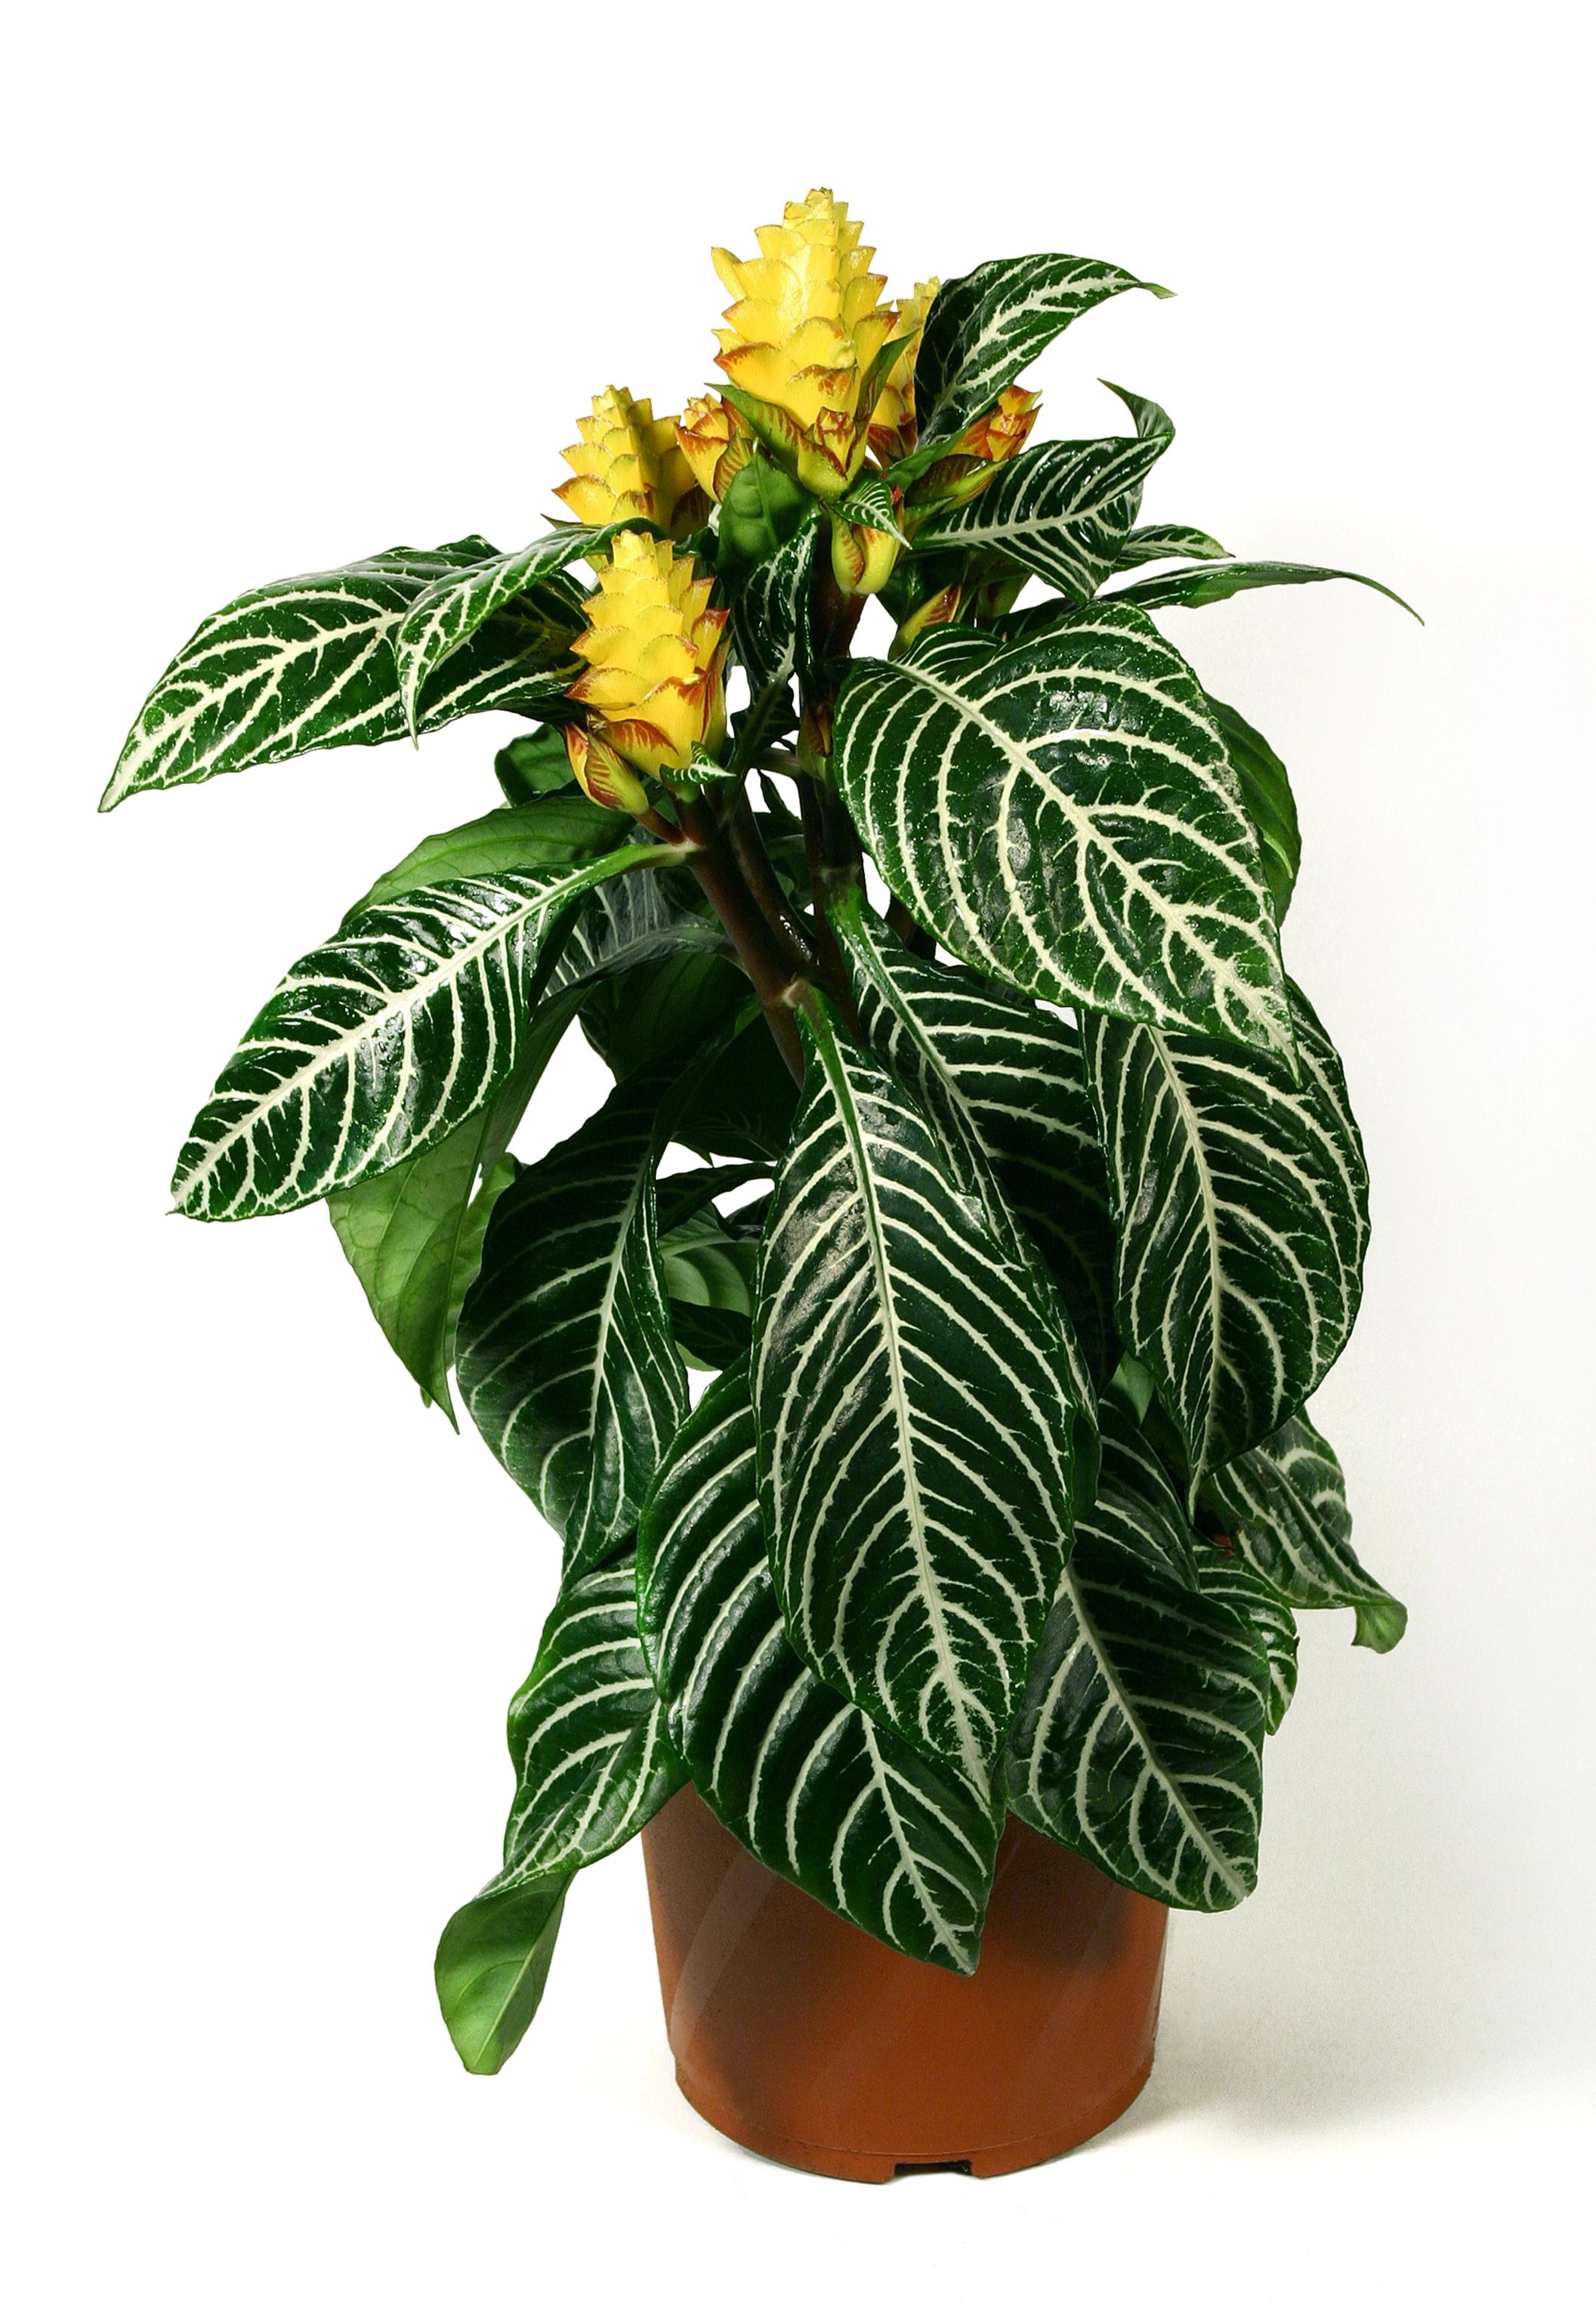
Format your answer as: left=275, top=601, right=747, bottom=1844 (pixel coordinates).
left=109, top=203, right=1412, bottom=2082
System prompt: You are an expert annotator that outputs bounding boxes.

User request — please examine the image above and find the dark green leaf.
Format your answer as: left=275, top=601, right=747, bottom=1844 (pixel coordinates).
left=637, top=1366, right=1002, bottom=1971
left=1194, top=1544, right=1299, bottom=1730
left=341, top=796, right=631, bottom=922
left=753, top=1002, right=1080, bottom=1778
left=457, top=1067, right=687, bottom=1576
left=1106, top=559, right=1418, bottom=619
left=1085, top=981, right=1368, bottom=1491
left=660, top=1208, right=758, bottom=1370
left=104, top=539, right=579, bottom=808
left=1208, top=694, right=1301, bottom=922
left=1005, top=1408, right=1269, bottom=1910
left=1114, top=523, right=1230, bottom=568
left=835, top=608, right=1292, bottom=1058
left=495, top=726, right=578, bottom=802
left=832, top=472, right=907, bottom=542
left=1204, top=1412, right=1406, bottom=1651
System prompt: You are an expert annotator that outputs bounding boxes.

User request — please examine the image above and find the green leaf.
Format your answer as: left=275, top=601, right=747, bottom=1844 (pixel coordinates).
left=835, top=891, right=1111, bottom=1393
left=1084, top=981, right=1369, bottom=1491
left=394, top=524, right=641, bottom=737
left=730, top=504, right=824, bottom=693
left=456, top=1066, right=687, bottom=1576
left=434, top=1877, right=568, bottom=2075
left=660, top=1206, right=758, bottom=1369
left=1114, top=524, right=1230, bottom=568
left=171, top=844, right=686, bottom=1222
left=715, top=451, right=814, bottom=585
left=341, top=795, right=631, bottom=920
left=832, top=473, right=907, bottom=542
left=1107, top=558, right=1419, bottom=619
left=1005, top=1407, right=1269, bottom=1911
left=1205, top=694, right=1301, bottom=924
left=103, top=539, right=579, bottom=809
left=835, top=607, right=1292, bottom=1058
left=671, top=1012, right=799, bottom=1161
left=1193, top=1544, right=1298, bottom=1730
left=489, top=1552, right=684, bottom=1884
left=753, top=1001, right=1080, bottom=1779
left=580, top=950, right=744, bottom=1083
left=909, top=388, right=1172, bottom=599
left=637, top=1366, right=1002, bottom=1972
left=1204, top=1411, right=1407, bottom=1651
left=495, top=725, right=577, bottom=802
left=655, top=1162, right=765, bottom=1237
left=910, top=255, right=1168, bottom=455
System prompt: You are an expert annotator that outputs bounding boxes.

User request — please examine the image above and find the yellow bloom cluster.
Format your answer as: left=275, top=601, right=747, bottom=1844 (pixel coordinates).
left=555, top=386, right=707, bottom=539
left=676, top=394, right=754, bottom=502
left=713, top=190, right=898, bottom=498
left=565, top=532, right=729, bottom=806
left=867, top=277, right=938, bottom=467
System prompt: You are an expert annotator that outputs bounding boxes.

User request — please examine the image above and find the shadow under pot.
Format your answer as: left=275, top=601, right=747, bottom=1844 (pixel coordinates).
left=641, top=1783, right=1169, bottom=2182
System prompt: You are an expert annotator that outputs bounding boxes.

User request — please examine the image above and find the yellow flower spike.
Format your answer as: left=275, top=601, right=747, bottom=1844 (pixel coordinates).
left=905, top=385, right=1043, bottom=513
left=677, top=394, right=754, bottom=502
left=712, top=190, right=898, bottom=499
left=566, top=532, right=729, bottom=783
left=554, top=385, right=709, bottom=541
left=868, top=278, right=939, bottom=467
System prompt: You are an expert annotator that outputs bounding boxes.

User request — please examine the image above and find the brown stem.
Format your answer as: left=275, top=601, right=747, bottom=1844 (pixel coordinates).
left=677, top=794, right=807, bottom=1084
left=885, top=896, right=937, bottom=959
left=727, top=792, right=819, bottom=973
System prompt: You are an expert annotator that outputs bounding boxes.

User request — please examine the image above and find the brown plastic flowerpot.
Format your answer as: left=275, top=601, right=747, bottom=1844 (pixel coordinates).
left=641, top=1784, right=1168, bottom=2182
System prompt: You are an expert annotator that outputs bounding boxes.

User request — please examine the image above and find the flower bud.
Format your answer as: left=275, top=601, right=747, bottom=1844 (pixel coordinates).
left=566, top=532, right=729, bottom=782
left=712, top=190, right=897, bottom=499
left=905, top=385, right=1042, bottom=512
left=868, top=278, right=938, bottom=467
left=830, top=516, right=901, bottom=598
left=563, top=724, right=651, bottom=818
left=676, top=394, right=754, bottom=502
left=892, top=581, right=964, bottom=656
left=555, top=386, right=709, bottom=541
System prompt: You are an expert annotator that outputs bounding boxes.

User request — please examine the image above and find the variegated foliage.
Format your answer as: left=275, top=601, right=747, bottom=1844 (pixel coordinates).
left=103, top=539, right=579, bottom=808
left=637, top=1366, right=1002, bottom=1971
left=456, top=1065, right=687, bottom=1577
left=835, top=608, right=1292, bottom=1058
left=1084, top=984, right=1369, bottom=1491
left=752, top=1002, right=1081, bottom=1781
left=1205, top=1411, right=1406, bottom=1650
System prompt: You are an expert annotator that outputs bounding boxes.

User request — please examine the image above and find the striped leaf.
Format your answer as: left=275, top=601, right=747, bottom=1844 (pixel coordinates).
left=1115, top=524, right=1230, bottom=568
left=1084, top=981, right=1369, bottom=1491
left=909, top=254, right=1166, bottom=455
left=1107, top=558, right=1418, bottom=618
left=835, top=891, right=1113, bottom=1391
left=1204, top=1411, right=1407, bottom=1651
left=1194, top=1544, right=1299, bottom=1730
left=171, top=844, right=686, bottom=1222
left=835, top=607, right=1292, bottom=1058
left=489, top=1552, right=684, bottom=1887
left=832, top=472, right=907, bottom=542
left=909, top=387, right=1172, bottom=600
left=1005, top=1408, right=1270, bottom=1911
left=394, top=523, right=642, bottom=736
left=752, top=1002, right=1079, bottom=1779
left=435, top=1878, right=568, bottom=2075
left=341, top=795, right=629, bottom=919
left=456, top=1066, right=687, bottom=1575
left=731, top=503, right=823, bottom=691
left=637, top=1367, right=1002, bottom=1972
left=103, top=539, right=579, bottom=809
left=1208, top=694, right=1301, bottom=923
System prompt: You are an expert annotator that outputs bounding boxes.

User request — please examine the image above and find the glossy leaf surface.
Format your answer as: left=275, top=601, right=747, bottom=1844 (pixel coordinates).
left=394, top=523, right=638, bottom=734
left=434, top=1877, right=567, bottom=2075
left=1005, top=1410, right=1269, bottom=1910
left=457, top=1067, right=687, bottom=1574
left=492, top=1552, right=684, bottom=1884
left=171, top=845, right=684, bottom=1221
left=637, top=1366, right=1002, bottom=1971
left=659, top=1207, right=758, bottom=1369
left=1205, top=1412, right=1406, bottom=1650
left=104, top=539, right=576, bottom=808
left=835, top=608, right=1292, bottom=1057
left=1208, top=694, right=1301, bottom=923
left=1115, top=524, right=1230, bottom=567
left=911, top=255, right=1164, bottom=451
left=341, top=795, right=628, bottom=919
left=1107, top=558, right=1417, bottom=618
left=753, top=1003, right=1079, bottom=1778
left=1193, top=1545, right=1299, bottom=1730
left=835, top=893, right=1113, bottom=1390
left=1085, top=983, right=1369, bottom=1488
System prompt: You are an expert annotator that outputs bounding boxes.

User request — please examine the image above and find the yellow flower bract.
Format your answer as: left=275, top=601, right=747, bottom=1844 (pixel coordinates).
left=868, top=277, right=939, bottom=466
left=713, top=189, right=897, bottom=496
left=567, top=532, right=729, bottom=781
left=555, top=385, right=706, bottom=539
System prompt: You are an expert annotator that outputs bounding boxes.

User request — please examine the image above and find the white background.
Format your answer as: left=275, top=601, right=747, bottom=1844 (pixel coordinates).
left=6, top=2, right=1592, bottom=2311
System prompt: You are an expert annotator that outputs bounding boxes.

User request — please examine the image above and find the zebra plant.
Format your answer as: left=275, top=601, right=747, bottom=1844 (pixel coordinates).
left=107, top=190, right=1413, bottom=2080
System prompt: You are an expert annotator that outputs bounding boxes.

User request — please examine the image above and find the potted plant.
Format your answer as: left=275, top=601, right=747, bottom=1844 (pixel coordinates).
left=105, top=190, right=1412, bottom=2179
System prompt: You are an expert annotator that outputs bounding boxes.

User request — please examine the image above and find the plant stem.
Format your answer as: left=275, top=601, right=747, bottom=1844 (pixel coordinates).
left=727, top=792, right=820, bottom=972
left=676, top=794, right=807, bottom=1084
left=885, top=896, right=937, bottom=959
